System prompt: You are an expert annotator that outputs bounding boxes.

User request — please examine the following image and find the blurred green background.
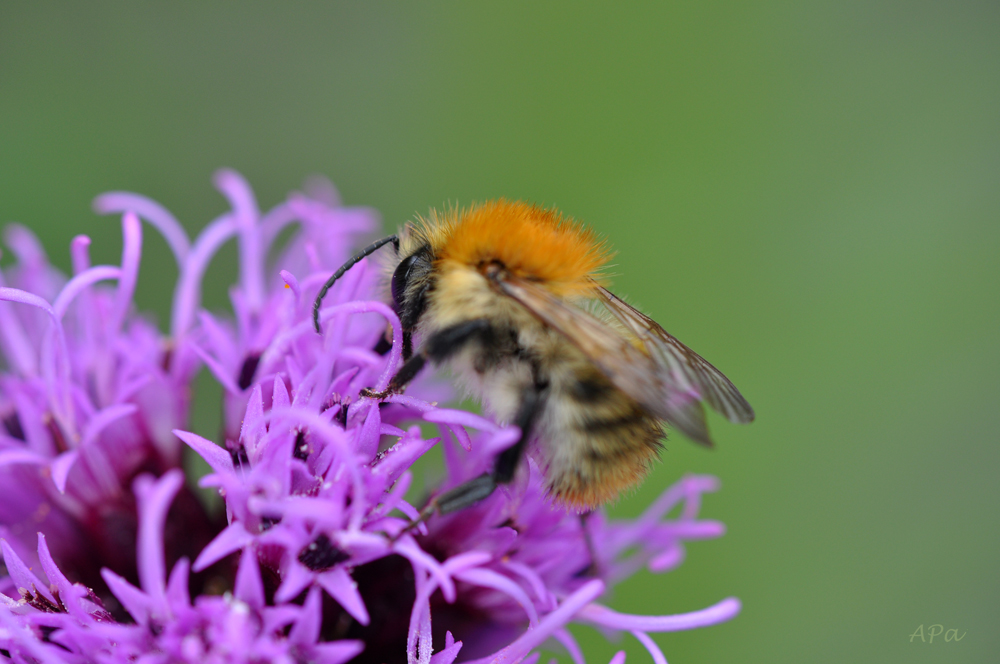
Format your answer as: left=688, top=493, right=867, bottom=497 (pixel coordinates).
left=2, top=2, right=997, bottom=662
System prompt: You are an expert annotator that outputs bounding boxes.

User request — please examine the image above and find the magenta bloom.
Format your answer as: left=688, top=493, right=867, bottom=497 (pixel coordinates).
left=0, top=213, right=202, bottom=596
left=0, top=172, right=739, bottom=664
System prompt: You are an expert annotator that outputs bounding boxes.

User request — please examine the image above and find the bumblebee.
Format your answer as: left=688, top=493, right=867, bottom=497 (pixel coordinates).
left=313, top=201, right=754, bottom=511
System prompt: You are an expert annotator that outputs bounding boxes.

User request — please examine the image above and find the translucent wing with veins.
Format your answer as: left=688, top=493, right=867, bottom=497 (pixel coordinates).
left=495, top=274, right=754, bottom=445
left=594, top=285, right=755, bottom=439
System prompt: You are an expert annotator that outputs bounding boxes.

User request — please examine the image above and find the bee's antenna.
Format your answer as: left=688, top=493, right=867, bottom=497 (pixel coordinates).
left=313, top=235, right=400, bottom=333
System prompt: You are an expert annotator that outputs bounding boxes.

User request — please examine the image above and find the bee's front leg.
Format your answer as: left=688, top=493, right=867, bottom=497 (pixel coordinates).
left=362, top=319, right=491, bottom=400
left=360, top=353, right=427, bottom=400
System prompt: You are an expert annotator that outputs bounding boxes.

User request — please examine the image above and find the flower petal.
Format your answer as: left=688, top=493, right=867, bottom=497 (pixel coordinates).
left=318, top=566, right=369, bottom=626
left=288, top=585, right=323, bottom=645
left=466, top=580, right=605, bottom=664
left=93, top=191, right=191, bottom=266
left=192, top=521, right=254, bottom=572
left=101, top=568, right=152, bottom=624
left=0, top=538, right=55, bottom=604
left=233, top=547, right=264, bottom=611
left=174, top=429, right=235, bottom=476
left=133, top=470, right=184, bottom=614
left=429, top=631, right=463, bottom=664
left=630, top=631, right=666, bottom=664
left=577, top=597, right=741, bottom=632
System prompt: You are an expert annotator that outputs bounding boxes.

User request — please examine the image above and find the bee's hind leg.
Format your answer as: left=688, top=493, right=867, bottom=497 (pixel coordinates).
left=577, top=511, right=602, bottom=577
left=400, top=383, right=546, bottom=534
left=392, top=474, right=496, bottom=541
left=492, top=384, right=545, bottom=484
left=428, top=473, right=498, bottom=516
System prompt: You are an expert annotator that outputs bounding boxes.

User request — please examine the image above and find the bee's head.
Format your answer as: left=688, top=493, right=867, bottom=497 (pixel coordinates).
left=390, top=242, right=435, bottom=331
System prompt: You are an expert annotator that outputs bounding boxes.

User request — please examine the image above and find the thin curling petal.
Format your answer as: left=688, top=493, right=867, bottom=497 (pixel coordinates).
left=0, top=286, right=73, bottom=434
left=578, top=597, right=742, bottom=632
left=316, top=299, right=402, bottom=391
left=69, top=235, right=91, bottom=275
left=165, top=556, right=190, bottom=608
left=50, top=450, right=79, bottom=493
left=454, top=567, right=539, bottom=626
left=111, top=212, right=142, bottom=335
left=133, top=470, right=185, bottom=616
left=280, top=269, right=301, bottom=301
left=78, top=403, right=138, bottom=449
left=430, top=632, right=463, bottom=664
left=193, top=522, right=254, bottom=571
left=215, top=168, right=265, bottom=313
left=101, top=567, right=153, bottom=624
left=93, top=191, right=191, bottom=266
left=0, top=277, right=38, bottom=376
left=631, top=631, right=667, bottom=664
left=173, top=429, right=236, bottom=476
left=4, top=224, right=49, bottom=271
left=36, top=534, right=99, bottom=621
left=552, top=629, right=585, bottom=664
left=318, top=566, right=370, bottom=626
left=171, top=213, right=237, bottom=340
left=288, top=585, right=324, bottom=646
left=0, top=288, right=58, bottom=331
left=51, top=265, right=122, bottom=318
left=311, top=641, right=366, bottom=664
left=467, top=580, right=605, bottom=664
left=423, top=408, right=505, bottom=434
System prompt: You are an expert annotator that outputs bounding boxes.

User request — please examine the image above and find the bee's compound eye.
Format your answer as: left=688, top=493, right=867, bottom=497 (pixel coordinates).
left=391, top=254, right=419, bottom=308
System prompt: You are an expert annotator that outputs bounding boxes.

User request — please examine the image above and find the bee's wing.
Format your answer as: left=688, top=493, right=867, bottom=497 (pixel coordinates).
left=496, top=276, right=719, bottom=445
left=594, top=286, right=755, bottom=427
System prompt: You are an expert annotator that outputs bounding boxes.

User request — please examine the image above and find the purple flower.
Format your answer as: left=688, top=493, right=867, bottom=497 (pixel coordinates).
left=0, top=172, right=740, bottom=664
left=1, top=470, right=362, bottom=664
left=0, top=213, right=202, bottom=595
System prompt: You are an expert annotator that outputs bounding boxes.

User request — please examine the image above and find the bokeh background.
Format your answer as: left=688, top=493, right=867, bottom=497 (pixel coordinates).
left=2, top=2, right=997, bottom=662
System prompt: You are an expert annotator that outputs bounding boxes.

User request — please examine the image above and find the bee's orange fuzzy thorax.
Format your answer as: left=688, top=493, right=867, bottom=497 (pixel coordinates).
left=426, top=200, right=612, bottom=297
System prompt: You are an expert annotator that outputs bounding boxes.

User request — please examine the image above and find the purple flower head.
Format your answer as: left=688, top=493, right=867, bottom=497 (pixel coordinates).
left=0, top=213, right=201, bottom=594
left=0, top=172, right=741, bottom=664
left=1, top=470, right=363, bottom=664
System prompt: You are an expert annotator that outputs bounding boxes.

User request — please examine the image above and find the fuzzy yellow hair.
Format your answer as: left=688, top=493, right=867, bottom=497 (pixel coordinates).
left=413, top=200, right=612, bottom=298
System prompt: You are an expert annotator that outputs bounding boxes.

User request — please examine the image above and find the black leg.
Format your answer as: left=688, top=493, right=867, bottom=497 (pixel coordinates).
left=578, top=511, right=601, bottom=577
left=393, top=473, right=496, bottom=540
left=402, top=329, right=413, bottom=361
left=363, top=319, right=491, bottom=399
left=369, top=329, right=412, bottom=361
left=432, top=473, right=497, bottom=515
left=409, top=383, right=546, bottom=522
left=387, top=354, right=427, bottom=392
left=372, top=331, right=393, bottom=356
left=360, top=353, right=426, bottom=399
left=494, top=385, right=544, bottom=483
left=425, top=320, right=490, bottom=360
